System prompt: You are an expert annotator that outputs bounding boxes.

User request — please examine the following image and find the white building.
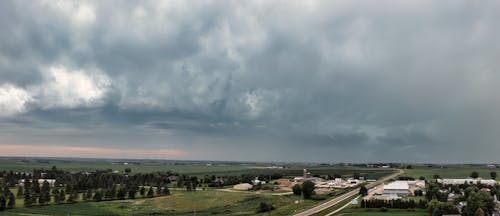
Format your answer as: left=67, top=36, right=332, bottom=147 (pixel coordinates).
left=251, top=177, right=266, bottom=185
left=383, top=181, right=410, bottom=196
left=19, top=179, right=56, bottom=187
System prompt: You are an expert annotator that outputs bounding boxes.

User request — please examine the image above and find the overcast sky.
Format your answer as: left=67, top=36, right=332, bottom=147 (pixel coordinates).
left=1, top=0, right=500, bottom=163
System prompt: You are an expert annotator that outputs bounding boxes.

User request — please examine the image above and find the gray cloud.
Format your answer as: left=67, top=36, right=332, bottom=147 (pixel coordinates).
left=1, top=0, right=500, bottom=162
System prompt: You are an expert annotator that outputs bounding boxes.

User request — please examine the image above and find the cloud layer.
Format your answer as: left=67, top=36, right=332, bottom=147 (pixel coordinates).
left=1, top=0, right=500, bottom=162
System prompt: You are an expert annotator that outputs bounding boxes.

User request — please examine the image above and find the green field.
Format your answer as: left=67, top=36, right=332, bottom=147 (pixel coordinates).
left=0, top=158, right=394, bottom=179
left=404, top=165, right=500, bottom=180
left=337, top=208, right=428, bottom=216
left=2, top=190, right=341, bottom=216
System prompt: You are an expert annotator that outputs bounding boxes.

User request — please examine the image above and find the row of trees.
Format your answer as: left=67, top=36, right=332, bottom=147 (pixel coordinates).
left=469, top=171, right=496, bottom=180
left=0, top=186, right=15, bottom=210
left=360, top=199, right=428, bottom=209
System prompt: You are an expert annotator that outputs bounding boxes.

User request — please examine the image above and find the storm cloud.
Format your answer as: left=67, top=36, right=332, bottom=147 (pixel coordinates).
left=1, top=0, right=500, bottom=162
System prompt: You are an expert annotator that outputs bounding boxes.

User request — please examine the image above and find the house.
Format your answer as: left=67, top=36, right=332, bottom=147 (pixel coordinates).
left=383, top=181, right=410, bottom=196
left=251, top=177, right=266, bottom=185
left=167, top=176, right=178, bottom=182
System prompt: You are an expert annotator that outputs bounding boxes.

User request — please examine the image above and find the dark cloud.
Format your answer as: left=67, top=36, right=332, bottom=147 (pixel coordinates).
left=1, top=0, right=500, bottom=162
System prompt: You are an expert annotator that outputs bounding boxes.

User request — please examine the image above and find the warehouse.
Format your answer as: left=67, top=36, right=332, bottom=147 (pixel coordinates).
left=383, top=181, right=410, bottom=196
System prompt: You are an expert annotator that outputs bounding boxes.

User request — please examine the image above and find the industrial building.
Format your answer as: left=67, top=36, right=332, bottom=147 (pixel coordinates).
left=383, top=181, right=410, bottom=196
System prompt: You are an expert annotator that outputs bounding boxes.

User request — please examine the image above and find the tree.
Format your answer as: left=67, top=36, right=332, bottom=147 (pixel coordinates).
left=24, top=189, right=33, bottom=207
left=140, top=187, right=146, bottom=197
left=292, top=184, right=302, bottom=196
left=117, top=187, right=127, bottom=199
left=124, top=168, right=131, bottom=174
left=301, top=181, right=315, bottom=199
left=7, top=193, right=15, bottom=209
left=257, top=202, right=274, bottom=212
left=474, top=208, right=485, bottom=216
left=432, top=207, right=443, bottom=216
left=0, top=195, right=6, bottom=211
left=93, top=190, right=102, bottom=202
left=490, top=171, right=496, bottom=180
left=39, top=181, right=51, bottom=205
left=59, top=189, right=66, bottom=203
left=16, top=186, right=23, bottom=198
left=353, top=173, right=361, bottom=179
left=162, top=186, right=170, bottom=196
left=147, top=187, right=154, bottom=198
left=470, top=171, right=479, bottom=179
left=359, top=186, right=368, bottom=196
left=128, top=188, right=136, bottom=199
left=463, top=191, right=495, bottom=216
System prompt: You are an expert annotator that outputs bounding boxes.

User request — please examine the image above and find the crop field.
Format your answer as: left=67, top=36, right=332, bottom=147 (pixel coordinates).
left=403, top=165, right=500, bottom=180
left=0, top=158, right=394, bottom=179
left=3, top=190, right=340, bottom=216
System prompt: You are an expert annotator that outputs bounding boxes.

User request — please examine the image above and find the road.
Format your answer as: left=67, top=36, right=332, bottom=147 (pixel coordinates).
left=293, top=169, right=404, bottom=216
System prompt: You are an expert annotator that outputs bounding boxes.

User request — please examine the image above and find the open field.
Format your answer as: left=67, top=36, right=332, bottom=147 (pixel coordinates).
left=2, top=190, right=346, bottom=216
left=0, top=158, right=394, bottom=179
left=404, top=165, right=500, bottom=180
left=336, top=208, right=428, bottom=216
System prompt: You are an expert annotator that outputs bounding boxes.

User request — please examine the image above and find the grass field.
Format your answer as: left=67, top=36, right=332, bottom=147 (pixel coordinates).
left=336, top=208, right=428, bottom=216
left=2, top=190, right=340, bottom=216
left=403, top=165, right=500, bottom=180
left=0, top=158, right=394, bottom=179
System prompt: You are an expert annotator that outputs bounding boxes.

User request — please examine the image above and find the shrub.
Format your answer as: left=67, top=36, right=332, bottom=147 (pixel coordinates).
left=257, top=202, right=275, bottom=212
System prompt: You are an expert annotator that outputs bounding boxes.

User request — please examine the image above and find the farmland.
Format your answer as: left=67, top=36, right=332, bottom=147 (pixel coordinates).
left=3, top=189, right=348, bottom=216
left=0, top=157, right=394, bottom=179
left=3, top=158, right=500, bottom=216
left=403, top=165, right=500, bottom=180
left=0, top=157, right=397, bottom=215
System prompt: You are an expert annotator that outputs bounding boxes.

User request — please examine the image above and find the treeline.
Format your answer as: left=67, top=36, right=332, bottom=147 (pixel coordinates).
left=202, top=173, right=283, bottom=187
left=0, top=166, right=286, bottom=211
left=360, top=199, right=428, bottom=209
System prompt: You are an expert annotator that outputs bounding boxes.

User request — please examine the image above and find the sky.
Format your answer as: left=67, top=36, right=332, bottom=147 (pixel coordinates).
left=1, top=0, right=500, bottom=163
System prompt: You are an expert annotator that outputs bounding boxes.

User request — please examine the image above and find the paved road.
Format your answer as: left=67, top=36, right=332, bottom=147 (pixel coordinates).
left=324, top=195, right=360, bottom=216
left=293, top=169, right=404, bottom=216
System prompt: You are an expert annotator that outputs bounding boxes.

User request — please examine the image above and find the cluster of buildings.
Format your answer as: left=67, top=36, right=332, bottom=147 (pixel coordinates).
left=293, top=169, right=367, bottom=189
left=293, top=169, right=321, bottom=182
left=370, top=180, right=426, bottom=200
left=316, top=177, right=365, bottom=189
left=371, top=177, right=499, bottom=200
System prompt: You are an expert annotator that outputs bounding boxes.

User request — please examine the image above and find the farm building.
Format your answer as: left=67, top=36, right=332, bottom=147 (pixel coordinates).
left=383, top=181, right=410, bottom=196
left=251, top=177, right=266, bottom=185
left=233, top=183, right=253, bottom=190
